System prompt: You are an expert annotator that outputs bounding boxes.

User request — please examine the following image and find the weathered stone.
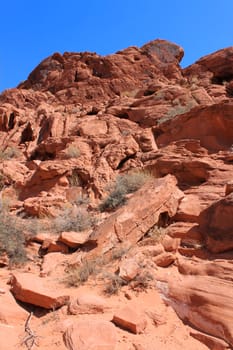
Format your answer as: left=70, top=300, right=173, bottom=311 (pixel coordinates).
left=68, top=293, right=108, bottom=315
left=63, top=319, right=117, bottom=350
left=58, top=231, right=91, bottom=248
left=119, top=258, right=140, bottom=281
left=153, top=252, right=176, bottom=267
left=112, top=306, right=147, bottom=334
left=10, top=273, right=70, bottom=309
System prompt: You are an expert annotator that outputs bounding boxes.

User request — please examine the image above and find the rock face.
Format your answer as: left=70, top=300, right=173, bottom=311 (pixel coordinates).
left=1, top=39, right=233, bottom=350
left=199, top=193, right=233, bottom=252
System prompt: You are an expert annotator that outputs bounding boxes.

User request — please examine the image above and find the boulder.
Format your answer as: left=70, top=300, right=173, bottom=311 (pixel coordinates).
left=58, top=231, right=91, bottom=248
left=158, top=271, right=233, bottom=347
left=153, top=252, right=176, bottom=267
left=63, top=320, right=117, bottom=350
left=68, top=293, right=108, bottom=315
left=112, top=306, right=147, bottom=334
left=119, top=258, right=140, bottom=281
left=10, top=273, right=70, bottom=309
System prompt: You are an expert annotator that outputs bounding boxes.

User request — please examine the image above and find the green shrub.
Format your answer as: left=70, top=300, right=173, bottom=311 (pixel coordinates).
left=100, top=171, right=151, bottom=212
left=0, top=208, right=27, bottom=266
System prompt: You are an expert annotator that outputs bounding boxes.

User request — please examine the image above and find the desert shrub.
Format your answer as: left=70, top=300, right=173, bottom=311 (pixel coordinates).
left=157, top=101, right=196, bottom=125
left=74, top=194, right=90, bottom=206
left=0, top=147, right=20, bottom=160
left=65, top=144, right=80, bottom=159
left=0, top=208, right=27, bottom=266
left=54, top=207, right=95, bottom=233
left=66, top=261, right=94, bottom=287
left=0, top=174, right=6, bottom=191
left=99, top=171, right=151, bottom=212
left=68, top=171, right=80, bottom=187
left=65, top=258, right=102, bottom=287
left=103, top=273, right=127, bottom=295
left=110, top=246, right=129, bottom=260
left=130, top=271, right=154, bottom=291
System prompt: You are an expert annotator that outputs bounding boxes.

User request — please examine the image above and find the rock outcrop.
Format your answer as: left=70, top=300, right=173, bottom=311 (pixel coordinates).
left=0, top=39, right=233, bottom=350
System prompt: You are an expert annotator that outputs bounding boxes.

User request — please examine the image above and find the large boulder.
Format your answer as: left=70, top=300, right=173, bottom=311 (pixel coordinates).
left=63, top=319, right=117, bottom=350
left=10, top=273, right=70, bottom=309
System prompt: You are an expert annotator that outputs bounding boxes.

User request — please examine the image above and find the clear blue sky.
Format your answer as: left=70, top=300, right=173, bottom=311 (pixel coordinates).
left=1, top=1, right=233, bottom=92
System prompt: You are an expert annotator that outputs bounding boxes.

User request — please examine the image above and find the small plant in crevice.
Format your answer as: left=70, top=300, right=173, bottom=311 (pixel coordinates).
left=0, top=146, right=20, bottom=160
left=65, top=144, right=81, bottom=159
left=99, top=171, right=152, bottom=212
left=68, top=170, right=80, bottom=187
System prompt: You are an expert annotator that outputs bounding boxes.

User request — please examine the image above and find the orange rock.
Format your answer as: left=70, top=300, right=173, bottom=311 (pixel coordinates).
left=119, top=258, right=140, bottom=281
left=199, top=192, right=233, bottom=253
left=175, top=194, right=201, bottom=222
left=0, top=288, right=28, bottom=325
left=10, top=273, right=70, bottom=309
left=112, top=306, right=147, bottom=334
left=63, top=319, right=117, bottom=350
left=68, top=293, right=108, bottom=315
left=58, top=231, right=91, bottom=248
left=153, top=252, right=175, bottom=267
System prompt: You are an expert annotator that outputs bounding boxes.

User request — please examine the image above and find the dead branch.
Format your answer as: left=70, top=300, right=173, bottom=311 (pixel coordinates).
left=21, top=312, right=39, bottom=350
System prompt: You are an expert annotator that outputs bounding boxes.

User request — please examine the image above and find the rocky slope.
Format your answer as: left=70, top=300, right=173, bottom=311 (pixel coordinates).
left=0, top=39, right=233, bottom=350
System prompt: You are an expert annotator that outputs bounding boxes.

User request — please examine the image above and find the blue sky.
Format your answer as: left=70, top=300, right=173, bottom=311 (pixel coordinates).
left=1, top=1, right=233, bottom=92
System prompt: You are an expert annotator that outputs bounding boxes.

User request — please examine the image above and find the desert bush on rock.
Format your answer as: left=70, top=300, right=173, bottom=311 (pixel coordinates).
left=0, top=146, right=20, bottom=160
left=54, top=207, right=95, bottom=233
left=65, top=144, right=81, bottom=159
left=103, top=272, right=127, bottom=295
left=100, top=171, right=152, bottom=211
left=0, top=207, right=27, bottom=266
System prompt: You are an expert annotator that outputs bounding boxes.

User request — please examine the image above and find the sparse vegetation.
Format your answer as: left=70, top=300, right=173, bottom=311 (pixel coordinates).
left=0, top=206, right=27, bottom=266
left=100, top=171, right=152, bottom=212
left=157, top=101, right=196, bottom=125
left=0, top=173, right=6, bottom=191
left=65, top=144, right=81, bottom=159
left=65, top=259, right=98, bottom=287
left=103, top=273, right=127, bottom=295
left=0, top=146, right=20, bottom=160
left=68, top=170, right=80, bottom=187
left=54, top=207, right=96, bottom=233
left=74, top=194, right=90, bottom=206
left=146, top=225, right=166, bottom=243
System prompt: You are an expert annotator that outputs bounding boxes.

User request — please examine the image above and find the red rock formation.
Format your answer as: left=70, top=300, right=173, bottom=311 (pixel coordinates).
left=0, top=39, right=233, bottom=350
